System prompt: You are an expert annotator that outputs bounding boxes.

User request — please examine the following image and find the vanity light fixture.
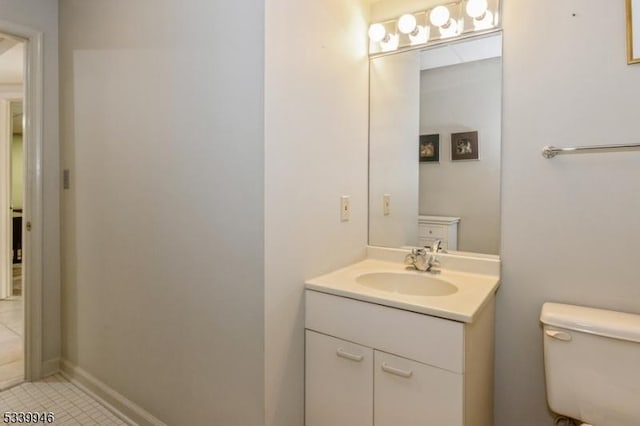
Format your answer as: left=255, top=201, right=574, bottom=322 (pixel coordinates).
left=367, top=0, right=500, bottom=55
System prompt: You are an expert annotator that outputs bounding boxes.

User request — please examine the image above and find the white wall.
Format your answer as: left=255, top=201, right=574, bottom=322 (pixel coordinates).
left=419, top=58, right=501, bottom=254
left=60, top=1, right=264, bottom=424
left=264, top=0, right=370, bottom=424
left=0, top=0, right=60, bottom=368
left=498, top=1, right=640, bottom=424
left=369, top=52, right=420, bottom=248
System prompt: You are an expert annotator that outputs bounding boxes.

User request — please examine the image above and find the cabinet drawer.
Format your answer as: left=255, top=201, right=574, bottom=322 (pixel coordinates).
left=306, top=290, right=464, bottom=373
left=418, top=224, right=446, bottom=239
left=374, top=351, right=463, bottom=426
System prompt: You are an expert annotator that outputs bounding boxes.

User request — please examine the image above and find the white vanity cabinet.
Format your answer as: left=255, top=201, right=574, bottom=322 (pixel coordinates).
left=305, top=289, right=494, bottom=426
left=374, top=350, right=463, bottom=426
left=305, top=331, right=373, bottom=426
left=418, top=215, right=460, bottom=250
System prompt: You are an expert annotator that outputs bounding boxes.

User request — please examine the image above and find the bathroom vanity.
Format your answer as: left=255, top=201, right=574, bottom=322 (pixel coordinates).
left=321, top=16, right=504, bottom=426
left=304, top=249, right=499, bottom=426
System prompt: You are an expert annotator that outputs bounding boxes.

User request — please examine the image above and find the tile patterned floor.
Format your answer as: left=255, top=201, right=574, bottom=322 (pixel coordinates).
left=0, top=374, right=129, bottom=425
left=13, top=265, right=21, bottom=297
left=0, top=298, right=22, bottom=390
left=0, top=281, right=130, bottom=425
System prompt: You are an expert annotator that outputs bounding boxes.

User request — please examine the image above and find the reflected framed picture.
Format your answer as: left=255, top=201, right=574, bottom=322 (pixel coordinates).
left=451, top=131, right=479, bottom=161
left=419, top=134, right=439, bottom=162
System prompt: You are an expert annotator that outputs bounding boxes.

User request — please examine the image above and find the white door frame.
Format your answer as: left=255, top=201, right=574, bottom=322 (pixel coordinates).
left=0, top=20, right=44, bottom=382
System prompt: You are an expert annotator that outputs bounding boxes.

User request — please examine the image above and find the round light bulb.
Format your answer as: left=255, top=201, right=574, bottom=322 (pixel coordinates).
left=368, top=23, right=387, bottom=42
left=466, top=0, right=488, bottom=19
left=439, top=18, right=459, bottom=37
left=409, top=25, right=429, bottom=45
left=380, top=33, right=400, bottom=52
left=398, top=14, right=417, bottom=34
left=474, top=10, right=494, bottom=29
left=430, top=6, right=450, bottom=27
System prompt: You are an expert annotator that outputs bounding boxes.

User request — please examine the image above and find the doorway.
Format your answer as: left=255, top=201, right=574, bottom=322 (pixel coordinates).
left=0, top=34, right=24, bottom=389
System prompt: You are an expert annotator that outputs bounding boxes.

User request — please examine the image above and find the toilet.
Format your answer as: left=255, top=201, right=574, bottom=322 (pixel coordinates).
left=540, top=303, right=640, bottom=426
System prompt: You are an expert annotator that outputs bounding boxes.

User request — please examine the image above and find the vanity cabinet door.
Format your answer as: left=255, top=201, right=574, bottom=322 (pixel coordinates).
left=374, top=351, right=463, bottom=426
left=305, top=330, right=373, bottom=426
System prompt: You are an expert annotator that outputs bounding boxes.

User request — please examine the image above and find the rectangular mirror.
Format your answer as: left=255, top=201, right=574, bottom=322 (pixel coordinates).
left=368, top=33, right=502, bottom=255
left=628, top=0, right=640, bottom=64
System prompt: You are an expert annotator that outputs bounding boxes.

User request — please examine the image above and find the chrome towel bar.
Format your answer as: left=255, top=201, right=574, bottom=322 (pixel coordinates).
left=542, top=143, right=640, bottom=159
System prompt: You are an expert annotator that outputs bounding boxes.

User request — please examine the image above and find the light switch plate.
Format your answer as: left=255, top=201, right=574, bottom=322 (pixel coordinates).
left=383, top=194, right=391, bottom=216
left=340, top=196, right=350, bottom=222
left=63, top=169, right=71, bottom=190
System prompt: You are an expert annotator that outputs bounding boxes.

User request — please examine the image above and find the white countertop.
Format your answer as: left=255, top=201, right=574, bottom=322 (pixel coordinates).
left=305, top=258, right=500, bottom=323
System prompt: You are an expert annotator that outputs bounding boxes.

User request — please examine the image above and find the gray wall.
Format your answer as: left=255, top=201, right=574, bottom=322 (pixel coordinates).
left=419, top=58, right=501, bottom=255
left=59, top=1, right=264, bottom=424
left=497, top=0, right=640, bottom=424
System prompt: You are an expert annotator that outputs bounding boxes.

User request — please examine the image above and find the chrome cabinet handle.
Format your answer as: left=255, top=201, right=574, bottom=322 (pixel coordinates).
left=336, top=348, right=364, bottom=362
left=381, top=362, right=413, bottom=378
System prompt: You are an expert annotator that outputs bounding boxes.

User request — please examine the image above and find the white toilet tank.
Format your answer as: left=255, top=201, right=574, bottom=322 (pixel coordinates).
left=541, top=303, right=640, bottom=426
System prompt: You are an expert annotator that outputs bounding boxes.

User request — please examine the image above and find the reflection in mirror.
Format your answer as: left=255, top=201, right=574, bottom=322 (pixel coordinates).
left=369, top=33, right=502, bottom=255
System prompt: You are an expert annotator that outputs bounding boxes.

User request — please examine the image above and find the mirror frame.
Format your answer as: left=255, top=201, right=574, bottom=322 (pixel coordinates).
left=628, top=0, right=640, bottom=64
left=367, top=32, right=503, bottom=255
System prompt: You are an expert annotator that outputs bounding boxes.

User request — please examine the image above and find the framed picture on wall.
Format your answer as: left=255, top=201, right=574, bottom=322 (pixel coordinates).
left=451, top=131, right=479, bottom=161
left=419, top=134, right=440, bottom=162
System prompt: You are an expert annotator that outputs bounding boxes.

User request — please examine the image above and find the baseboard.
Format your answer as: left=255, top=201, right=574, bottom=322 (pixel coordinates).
left=60, top=359, right=166, bottom=426
left=41, top=358, right=60, bottom=377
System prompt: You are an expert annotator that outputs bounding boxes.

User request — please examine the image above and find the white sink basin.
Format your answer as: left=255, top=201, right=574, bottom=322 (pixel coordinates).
left=356, top=272, right=458, bottom=297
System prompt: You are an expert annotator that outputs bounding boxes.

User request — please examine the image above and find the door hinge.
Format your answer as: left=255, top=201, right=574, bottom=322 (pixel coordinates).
left=26, top=221, right=32, bottom=231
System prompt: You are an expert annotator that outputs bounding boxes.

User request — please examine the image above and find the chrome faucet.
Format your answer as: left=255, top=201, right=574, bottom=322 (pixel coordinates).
left=404, top=248, right=428, bottom=271
left=430, top=239, right=444, bottom=254
left=404, top=240, right=445, bottom=273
